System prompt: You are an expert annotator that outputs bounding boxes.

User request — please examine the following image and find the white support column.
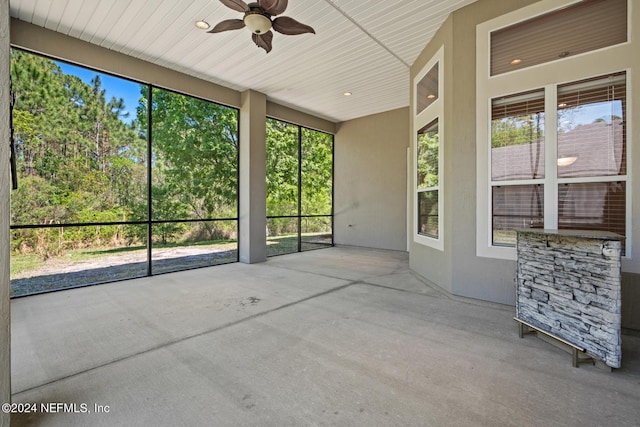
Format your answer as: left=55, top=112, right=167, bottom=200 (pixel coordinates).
left=1, top=0, right=12, bottom=425
left=239, top=90, right=267, bottom=263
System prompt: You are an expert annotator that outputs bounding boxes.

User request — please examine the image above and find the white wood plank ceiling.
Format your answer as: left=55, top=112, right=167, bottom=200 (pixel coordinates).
left=9, top=0, right=477, bottom=123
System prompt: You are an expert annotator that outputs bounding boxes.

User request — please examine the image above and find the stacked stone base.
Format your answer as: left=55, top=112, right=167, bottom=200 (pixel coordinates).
left=516, top=230, right=622, bottom=368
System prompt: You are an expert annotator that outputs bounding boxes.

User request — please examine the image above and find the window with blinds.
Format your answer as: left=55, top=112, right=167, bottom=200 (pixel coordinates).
left=490, top=89, right=545, bottom=245
left=491, top=89, right=545, bottom=181
left=557, top=72, right=626, bottom=178
left=493, top=185, right=544, bottom=246
left=558, top=182, right=625, bottom=237
left=490, top=0, right=627, bottom=76
left=557, top=72, right=627, bottom=249
left=489, top=72, right=628, bottom=248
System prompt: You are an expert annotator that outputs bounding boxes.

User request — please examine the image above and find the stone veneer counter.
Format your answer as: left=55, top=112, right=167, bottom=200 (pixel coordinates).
left=515, top=229, right=623, bottom=368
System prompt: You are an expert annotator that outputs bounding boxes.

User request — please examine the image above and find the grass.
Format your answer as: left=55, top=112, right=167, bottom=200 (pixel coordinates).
left=9, top=253, right=43, bottom=277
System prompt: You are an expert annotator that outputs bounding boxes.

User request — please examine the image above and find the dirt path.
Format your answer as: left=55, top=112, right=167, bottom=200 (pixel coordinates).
left=11, top=246, right=238, bottom=297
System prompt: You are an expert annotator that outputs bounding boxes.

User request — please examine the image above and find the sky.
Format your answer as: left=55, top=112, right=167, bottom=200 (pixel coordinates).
left=56, top=61, right=144, bottom=124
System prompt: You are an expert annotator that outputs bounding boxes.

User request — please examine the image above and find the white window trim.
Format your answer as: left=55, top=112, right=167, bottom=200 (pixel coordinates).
left=476, top=0, right=635, bottom=266
left=414, top=46, right=444, bottom=251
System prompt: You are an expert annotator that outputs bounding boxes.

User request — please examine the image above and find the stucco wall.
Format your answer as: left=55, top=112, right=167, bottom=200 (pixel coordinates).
left=622, top=274, right=640, bottom=331
left=334, top=107, right=409, bottom=251
left=1, top=1, right=11, bottom=425
left=409, top=0, right=537, bottom=300
left=408, top=15, right=454, bottom=293
left=239, top=90, right=267, bottom=264
left=448, top=0, right=538, bottom=304
left=409, top=0, right=640, bottom=329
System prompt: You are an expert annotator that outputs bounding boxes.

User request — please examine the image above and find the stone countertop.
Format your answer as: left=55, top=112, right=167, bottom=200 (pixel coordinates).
left=514, top=228, right=624, bottom=241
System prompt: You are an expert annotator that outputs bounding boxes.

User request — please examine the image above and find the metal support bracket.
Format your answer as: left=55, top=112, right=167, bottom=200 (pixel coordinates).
left=515, top=317, right=595, bottom=368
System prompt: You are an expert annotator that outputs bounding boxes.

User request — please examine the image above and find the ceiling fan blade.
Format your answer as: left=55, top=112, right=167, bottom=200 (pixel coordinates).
left=208, top=19, right=246, bottom=33
left=219, top=0, right=250, bottom=13
left=272, top=16, right=315, bottom=35
left=258, top=0, right=288, bottom=16
left=252, top=31, right=273, bottom=53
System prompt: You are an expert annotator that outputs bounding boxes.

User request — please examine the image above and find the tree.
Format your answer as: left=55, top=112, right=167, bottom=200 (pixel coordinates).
left=266, top=119, right=299, bottom=218
left=301, top=127, right=332, bottom=216
left=10, top=49, right=148, bottom=255
left=140, top=87, right=239, bottom=240
left=266, top=119, right=333, bottom=236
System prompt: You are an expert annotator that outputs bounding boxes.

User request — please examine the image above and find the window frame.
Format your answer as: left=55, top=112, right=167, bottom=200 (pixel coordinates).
left=476, top=0, right=634, bottom=263
left=9, top=49, right=241, bottom=297
left=265, top=117, right=334, bottom=257
left=413, top=46, right=444, bottom=250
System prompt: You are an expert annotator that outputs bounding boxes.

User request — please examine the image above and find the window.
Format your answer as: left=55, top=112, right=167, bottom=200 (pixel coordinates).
left=266, top=118, right=334, bottom=257
left=150, top=87, right=239, bottom=273
left=477, top=0, right=633, bottom=261
left=491, top=89, right=545, bottom=245
left=417, top=120, right=439, bottom=238
left=490, top=0, right=627, bottom=75
left=489, top=72, right=627, bottom=248
left=556, top=73, right=627, bottom=238
left=9, top=49, right=239, bottom=297
left=413, top=46, right=443, bottom=250
left=416, top=63, right=439, bottom=115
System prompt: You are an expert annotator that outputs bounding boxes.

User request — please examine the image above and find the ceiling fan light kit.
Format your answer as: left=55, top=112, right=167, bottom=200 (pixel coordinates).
left=244, top=12, right=272, bottom=34
left=208, top=0, right=315, bottom=53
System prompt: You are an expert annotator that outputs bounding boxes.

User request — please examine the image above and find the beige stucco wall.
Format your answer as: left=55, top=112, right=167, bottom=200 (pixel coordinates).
left=409, top=0, right=640, bottom=330
left=266, top=102, right=336, bottom=135
left=448, top=0, right=538, bottom=304
left=409, top=14, right=455, bottom=293
left=239, top=90, right=267, bottom=264
left=1, top=1, right=11, bottom=425
left=409, top=2, right=539, bottom=298
left=334, top=107, right=409, bottom=251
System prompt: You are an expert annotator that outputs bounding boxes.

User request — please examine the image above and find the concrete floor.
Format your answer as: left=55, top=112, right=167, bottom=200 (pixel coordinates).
left=9, top=246, right=640, bottom=426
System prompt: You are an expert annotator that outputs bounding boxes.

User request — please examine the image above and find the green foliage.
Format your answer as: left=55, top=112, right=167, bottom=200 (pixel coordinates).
left=301, top=128, right=332, bottom=216
left=11, top=50, right=148, bottom=239
left=10, top=49, right=329, bottom=270
left=491, top=113, right=544, bottom=148
left=266, top=119, right=299, bottom=218
left=10, top=50, right=243, bottom=261
left=266, top=119, right=333, bottom=236
left=417, top=126, right=438, bottom=189
left=146, top=87, right=239, bottom=241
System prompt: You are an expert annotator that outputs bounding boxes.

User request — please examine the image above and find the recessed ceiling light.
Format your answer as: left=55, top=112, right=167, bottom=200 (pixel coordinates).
left=558, top=103, right=567, bottom=107
left=195, top=20, right=210, bottom=30
left=343, top=92, right=352, bottom=96
left=427, top=94, right=436, bottom=99
left=557, top=156, right=578, bottom=167
left=510, top=58, right=522, bottom=65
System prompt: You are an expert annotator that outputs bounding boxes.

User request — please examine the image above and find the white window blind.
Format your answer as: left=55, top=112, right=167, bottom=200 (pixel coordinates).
left=490, top=0, right=627, bottom=76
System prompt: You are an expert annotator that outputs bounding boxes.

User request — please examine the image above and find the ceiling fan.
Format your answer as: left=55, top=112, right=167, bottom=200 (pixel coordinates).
left=209, top=0, right=315, bottom=53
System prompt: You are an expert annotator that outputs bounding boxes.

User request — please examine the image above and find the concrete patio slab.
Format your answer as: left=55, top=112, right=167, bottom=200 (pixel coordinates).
left=10, top=246, right=640, bottom=426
